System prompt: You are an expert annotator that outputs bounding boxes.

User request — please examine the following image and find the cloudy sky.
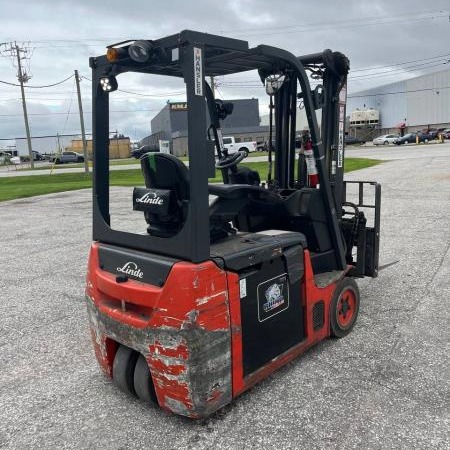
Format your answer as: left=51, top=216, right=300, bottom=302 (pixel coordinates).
left=1, top=0, right=449, bottom=144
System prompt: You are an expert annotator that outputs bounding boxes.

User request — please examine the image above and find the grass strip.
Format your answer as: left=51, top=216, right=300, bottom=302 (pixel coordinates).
left=0, top=158, right=383, bottom=202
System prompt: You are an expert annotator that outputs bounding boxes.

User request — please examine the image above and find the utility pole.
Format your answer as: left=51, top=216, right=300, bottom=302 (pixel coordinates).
left=1, top=42, right=34, bottom=168
left=15, top=44, right=34, bottom=169
left=74, top=70, right=89, bottom=173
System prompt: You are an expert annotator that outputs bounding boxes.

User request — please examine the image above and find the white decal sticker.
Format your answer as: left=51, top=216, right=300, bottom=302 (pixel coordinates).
left=257, top=274, right=290, bottom=322
left=194, top=47, right=203, bottom=96
left=239, top=278, right=247, bottom=298
left=337, top=104, right=345, bottom=168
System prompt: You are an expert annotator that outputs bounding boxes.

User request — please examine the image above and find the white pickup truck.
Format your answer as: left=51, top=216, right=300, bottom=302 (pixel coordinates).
left=222, top=136, right=257, bottom=156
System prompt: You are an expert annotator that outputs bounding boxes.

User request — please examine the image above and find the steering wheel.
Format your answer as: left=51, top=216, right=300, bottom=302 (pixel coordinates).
left=215, top=150, right=246, bottom=169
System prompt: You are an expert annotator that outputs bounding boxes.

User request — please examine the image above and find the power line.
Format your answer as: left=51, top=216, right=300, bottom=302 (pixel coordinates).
left=223, top=8, right=450, bottom=34
left=237, top=12, right=450, bottom=38
left=347, top=85, right=450, bottom=99
left=0, top=74, right=74, bottom=88
left=7, top=8, right=448, bottom=44
left=351, top=52, right=450, bottom=73
left=0, top=108, right=161, bottom=117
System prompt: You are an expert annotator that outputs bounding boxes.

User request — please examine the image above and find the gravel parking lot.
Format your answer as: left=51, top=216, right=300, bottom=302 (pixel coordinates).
left=0, top=146, right=449, bottom=449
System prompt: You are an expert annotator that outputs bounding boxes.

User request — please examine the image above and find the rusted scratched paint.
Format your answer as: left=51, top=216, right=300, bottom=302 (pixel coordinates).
left=149, top=341, right=189, bottom=359
left=85, top=242, right=232, bottom=418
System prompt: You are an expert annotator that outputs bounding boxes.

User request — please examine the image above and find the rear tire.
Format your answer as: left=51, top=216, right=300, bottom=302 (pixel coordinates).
left=384, top=141, right=388, bottom=145
left=134, top=354, right=158, bottom=404
left=112, top=345, right=139, bottom=396
left=330, top=278, right=360, bottom=338
left=239, top=147, right=249, bottom=157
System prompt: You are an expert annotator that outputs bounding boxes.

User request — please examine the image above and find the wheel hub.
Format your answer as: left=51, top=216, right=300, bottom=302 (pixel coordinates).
left=337, top=289, right=356, bottom=328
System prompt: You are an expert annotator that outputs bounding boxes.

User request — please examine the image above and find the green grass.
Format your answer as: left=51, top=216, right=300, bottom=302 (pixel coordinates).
left=0, top=158, right=383, bottom=202
left=14, top=152, right=285, bottom=171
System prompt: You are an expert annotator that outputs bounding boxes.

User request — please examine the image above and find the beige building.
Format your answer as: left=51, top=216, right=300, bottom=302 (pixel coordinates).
left=66, top=137, right=131, bottom=159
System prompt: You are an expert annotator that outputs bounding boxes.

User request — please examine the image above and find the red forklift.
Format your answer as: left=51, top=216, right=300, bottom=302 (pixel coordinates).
left=85, top=30, right=381, bottom=418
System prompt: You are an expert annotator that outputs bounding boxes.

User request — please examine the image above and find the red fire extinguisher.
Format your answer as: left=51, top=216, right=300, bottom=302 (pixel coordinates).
left=302, top=131, right=319, bottom=187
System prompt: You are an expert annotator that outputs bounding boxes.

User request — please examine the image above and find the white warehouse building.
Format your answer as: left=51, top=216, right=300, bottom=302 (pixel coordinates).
left=347, top=68, right=450, bottom=132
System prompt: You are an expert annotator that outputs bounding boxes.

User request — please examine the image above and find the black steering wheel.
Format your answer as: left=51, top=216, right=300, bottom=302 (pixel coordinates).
left=215, top=150, right=246, bottom=169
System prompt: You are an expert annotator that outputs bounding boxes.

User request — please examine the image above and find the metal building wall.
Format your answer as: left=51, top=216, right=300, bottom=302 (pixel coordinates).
left=347, top=68, right=450, bottom=129
left=406, top=69, right=450, bottom=126
left=168, top=98, right=261, bottom=134
left=347, top=80, right=407, bottom=129
left=150, top=104, right=171, bottom=140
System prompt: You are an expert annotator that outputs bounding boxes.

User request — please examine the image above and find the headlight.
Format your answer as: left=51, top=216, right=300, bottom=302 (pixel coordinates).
left=99, top=76, right=118, bottom=92
left=128, top=40, right=154, bottom=63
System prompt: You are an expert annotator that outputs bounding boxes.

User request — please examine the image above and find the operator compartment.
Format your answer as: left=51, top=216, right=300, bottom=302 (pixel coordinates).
left=211, top=230, right=306, bottom=376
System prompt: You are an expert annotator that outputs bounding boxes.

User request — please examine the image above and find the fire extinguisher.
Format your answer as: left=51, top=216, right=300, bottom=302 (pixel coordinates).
left=302, top=131, right=319, bottom=187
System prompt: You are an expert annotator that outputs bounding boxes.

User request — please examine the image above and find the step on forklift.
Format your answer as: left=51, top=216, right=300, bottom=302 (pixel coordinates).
left=85, top=30, right=381, bottom=419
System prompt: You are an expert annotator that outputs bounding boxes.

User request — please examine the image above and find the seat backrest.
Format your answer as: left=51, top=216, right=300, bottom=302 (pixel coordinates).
left=141, top=152, right=189, bottom=200
left=138, top=153, right=190, bottom=237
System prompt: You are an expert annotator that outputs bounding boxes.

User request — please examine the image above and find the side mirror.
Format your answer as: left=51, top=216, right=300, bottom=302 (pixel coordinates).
left=265, top=74, right=286, bottom=95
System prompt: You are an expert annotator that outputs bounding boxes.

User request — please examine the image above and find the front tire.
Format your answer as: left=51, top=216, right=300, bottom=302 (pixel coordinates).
left=384, top=141, right=389, bottom=145
left=330, top=278, right=360, bottom=338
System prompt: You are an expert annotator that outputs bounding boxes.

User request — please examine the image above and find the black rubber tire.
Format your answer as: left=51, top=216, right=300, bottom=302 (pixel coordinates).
left=134, top=354, right=158, bottom=404
left=77, top=157, right=84, bottom=162
left=330, top=277, right=360, bottom=338
left=239, top=147, right=249, bottom=157
left=112, top=345, right=139, bottom=396
left=383, top=141, right=388, bottom=145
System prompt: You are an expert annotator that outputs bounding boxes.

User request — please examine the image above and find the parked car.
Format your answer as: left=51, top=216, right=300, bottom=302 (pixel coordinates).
left=440, top=128, right=450, bottom=139
left=53, top=151, right=85, bottom=164
left=373, top=134, right=399, bottom=145
left=417, top=131, right=435, bottom=142
left=33, top=151, right=44, bottom=161
left=344, top=135, right=366, bottom=145
left=421, top=128, right=438, bottom=139
left=10, top=156, right=21, bottom=165
left=395, top=133, right=417, bottom=145
left=131, top=144, right=159, bottom=159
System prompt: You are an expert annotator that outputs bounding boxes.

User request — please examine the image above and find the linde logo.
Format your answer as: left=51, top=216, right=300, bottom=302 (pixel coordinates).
left=117, top=262, right=144, bottom=279
left=136, top=191, right=164, bottom=205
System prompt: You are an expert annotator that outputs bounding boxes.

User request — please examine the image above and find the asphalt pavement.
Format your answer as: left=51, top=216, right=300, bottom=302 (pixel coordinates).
left=0, top=145, right=449, bottom=449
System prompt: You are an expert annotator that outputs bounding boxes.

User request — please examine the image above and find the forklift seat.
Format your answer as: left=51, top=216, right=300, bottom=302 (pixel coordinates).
left=209, top=184, right=289, bottom=237
left=139, top=153, right=190, bottom=237
left=208, top=184, right=283, bottom=204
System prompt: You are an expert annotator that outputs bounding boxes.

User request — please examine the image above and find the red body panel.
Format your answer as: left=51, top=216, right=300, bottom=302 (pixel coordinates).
left=85, top=243, right=341, bottom=418
left=229, top=250, right=336, bottom=396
